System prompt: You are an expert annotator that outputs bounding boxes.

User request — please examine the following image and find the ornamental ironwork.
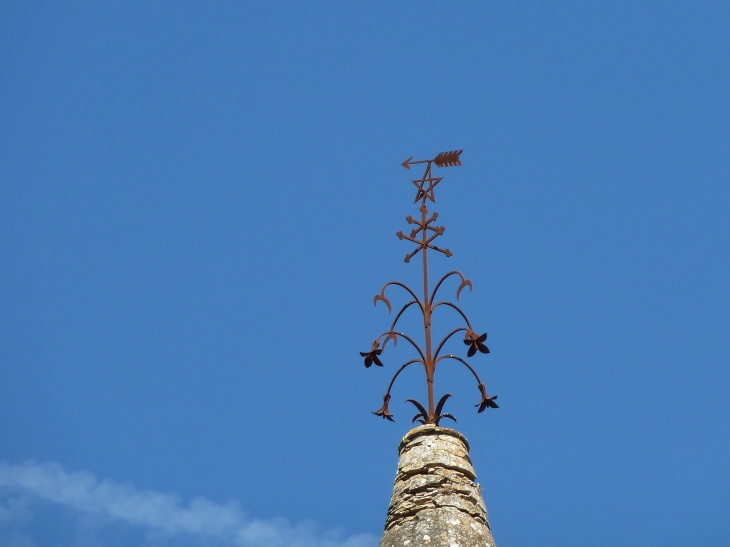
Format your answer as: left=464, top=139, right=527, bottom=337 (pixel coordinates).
left=362, top=150, right=498, bottom=425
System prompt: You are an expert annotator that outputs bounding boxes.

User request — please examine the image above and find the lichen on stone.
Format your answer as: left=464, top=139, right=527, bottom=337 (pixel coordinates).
left=380, top=425, right=496, bottom=547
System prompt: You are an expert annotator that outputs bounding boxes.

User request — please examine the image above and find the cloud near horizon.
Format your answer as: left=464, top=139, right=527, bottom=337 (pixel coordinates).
left=0, top=461, right=378, bottom=547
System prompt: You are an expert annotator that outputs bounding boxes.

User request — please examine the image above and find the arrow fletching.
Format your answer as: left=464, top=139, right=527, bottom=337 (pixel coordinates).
left=433, top=150, right=463, bottom=168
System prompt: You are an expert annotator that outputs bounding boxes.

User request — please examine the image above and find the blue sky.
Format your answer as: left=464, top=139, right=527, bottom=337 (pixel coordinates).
left=1, top=2, right=729, bottom=546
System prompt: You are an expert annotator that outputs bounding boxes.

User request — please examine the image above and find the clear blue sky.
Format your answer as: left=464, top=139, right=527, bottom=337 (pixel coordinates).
left=1, top=3, right=729, bottom=546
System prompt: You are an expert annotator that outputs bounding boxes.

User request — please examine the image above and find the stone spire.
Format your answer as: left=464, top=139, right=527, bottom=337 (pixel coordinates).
left=380, top=425, right=496, bottom=547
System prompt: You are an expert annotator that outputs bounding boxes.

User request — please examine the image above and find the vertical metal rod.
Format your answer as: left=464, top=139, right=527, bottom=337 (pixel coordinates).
left=422, top=164, right=435, bottom=421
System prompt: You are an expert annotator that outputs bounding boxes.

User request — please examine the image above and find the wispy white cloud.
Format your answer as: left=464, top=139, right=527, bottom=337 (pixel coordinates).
left=0, top=461, right=378, bottom=547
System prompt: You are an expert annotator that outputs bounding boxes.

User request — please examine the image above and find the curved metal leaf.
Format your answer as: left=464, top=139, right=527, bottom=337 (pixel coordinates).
left=374, top=293, right=392, bottom=314
left=406, top=399, right=429, bottom=423
left=434, top=393, right=452, bottom=418
left=383, top=332, right=398, bottom=349
left=456, top=278, right=473, bottom=300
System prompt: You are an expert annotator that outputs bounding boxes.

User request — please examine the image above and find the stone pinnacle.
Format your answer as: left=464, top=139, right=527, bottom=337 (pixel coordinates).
left=379, top=425, right=496, bottom=547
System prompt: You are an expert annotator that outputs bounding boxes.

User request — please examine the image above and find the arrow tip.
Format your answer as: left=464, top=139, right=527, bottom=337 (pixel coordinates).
left=401, top=156, right=413, bottom=170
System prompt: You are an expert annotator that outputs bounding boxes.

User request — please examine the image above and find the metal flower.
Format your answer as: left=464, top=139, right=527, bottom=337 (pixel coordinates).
left=476, top=383, right=498, bottom=412
left=360, top=341, right=384, bottom=368
left=464, top=330, right=489, bottom=357
left=373, top=394, right=394, bottom=421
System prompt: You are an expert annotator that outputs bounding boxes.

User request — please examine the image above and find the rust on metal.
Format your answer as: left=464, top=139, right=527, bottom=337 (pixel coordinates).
left=361, top=150, right=498, bottom=425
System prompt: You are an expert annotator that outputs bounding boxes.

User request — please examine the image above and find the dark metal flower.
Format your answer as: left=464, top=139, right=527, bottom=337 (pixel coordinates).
left=464, top=330, right=489, bottom=357
left=360, top=340, right=383, bottom=368
left=373, top=394, right=394, bottom=421
left=475, top=383, right=498, bottom=412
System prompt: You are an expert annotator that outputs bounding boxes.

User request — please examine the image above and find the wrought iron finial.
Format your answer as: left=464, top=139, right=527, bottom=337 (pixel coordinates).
left=360, top=150, right=498, bottom=425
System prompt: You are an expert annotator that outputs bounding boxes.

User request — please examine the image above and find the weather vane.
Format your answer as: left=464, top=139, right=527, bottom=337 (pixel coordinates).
left=361, top=150, right=498, bottom=426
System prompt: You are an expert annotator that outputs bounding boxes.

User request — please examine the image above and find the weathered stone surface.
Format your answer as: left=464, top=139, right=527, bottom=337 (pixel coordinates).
left=380, top=425, right=496, bottom=547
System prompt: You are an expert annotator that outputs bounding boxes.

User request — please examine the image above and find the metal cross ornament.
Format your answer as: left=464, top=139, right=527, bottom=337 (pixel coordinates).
left=361, top=150, right=498, bottom=426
